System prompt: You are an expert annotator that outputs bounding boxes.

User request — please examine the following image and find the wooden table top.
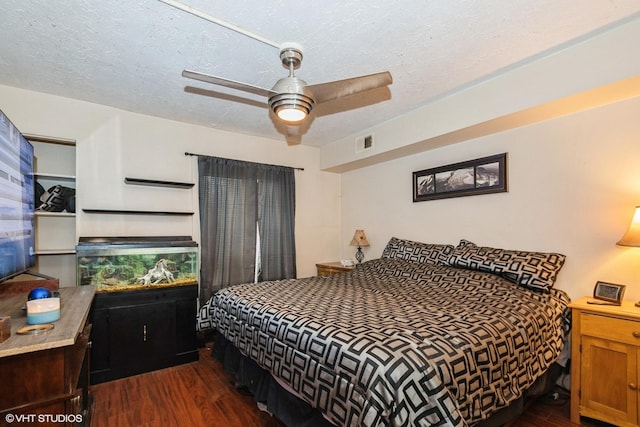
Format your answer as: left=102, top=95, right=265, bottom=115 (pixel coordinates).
left=0, top=285, right=96, bottom=358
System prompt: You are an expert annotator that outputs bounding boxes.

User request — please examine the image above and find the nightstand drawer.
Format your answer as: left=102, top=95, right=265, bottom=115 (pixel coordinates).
left=581, top=312, right=640, bottom=345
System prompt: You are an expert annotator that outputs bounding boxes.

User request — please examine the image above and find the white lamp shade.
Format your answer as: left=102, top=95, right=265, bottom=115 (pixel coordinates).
left=617, top=206, right=640, bottom=247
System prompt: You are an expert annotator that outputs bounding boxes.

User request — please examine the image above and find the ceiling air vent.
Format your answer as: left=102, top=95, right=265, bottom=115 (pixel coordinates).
left=355, top=134, right=374, bottom=152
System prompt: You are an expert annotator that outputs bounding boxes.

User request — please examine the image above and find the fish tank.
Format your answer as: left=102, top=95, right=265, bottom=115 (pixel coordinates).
left=76, top=236, right=198, bottom=293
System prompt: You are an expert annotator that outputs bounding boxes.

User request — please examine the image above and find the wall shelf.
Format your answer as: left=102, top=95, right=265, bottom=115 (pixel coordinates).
left=34, top=172, right=76, bottom=182
left=35, top=211, right=76, bottom=218
left=83, top=209, right=194, bottom=216
left=124, top=177, right=194, bottom=189
left=29, top=135, right=77, bottom=285
left=24, top=133, right=76, bottom=147
left=36, top=249, right=77, bottom=255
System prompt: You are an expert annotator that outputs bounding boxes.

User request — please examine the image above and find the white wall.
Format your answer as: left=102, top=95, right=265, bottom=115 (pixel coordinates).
left=340, top=96, right=640, bottom=301
left=0, top=84, right=342, bottom=285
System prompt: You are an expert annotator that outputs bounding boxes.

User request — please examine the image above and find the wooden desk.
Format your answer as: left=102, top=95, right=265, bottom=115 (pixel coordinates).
left=0, top=286, right=96, bottom=425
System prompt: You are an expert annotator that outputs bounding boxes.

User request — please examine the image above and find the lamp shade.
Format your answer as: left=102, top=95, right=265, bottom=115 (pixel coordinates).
left=617, top=206, right=640, bottom=247
left=350, top=230, right=369, bottom=247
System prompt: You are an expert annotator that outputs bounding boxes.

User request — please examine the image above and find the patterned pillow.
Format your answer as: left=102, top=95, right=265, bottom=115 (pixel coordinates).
left=447, top=239, right=566, bottom=292
left=381, top=237, right=454, bottom=266
left=368, top=258, right=438, bottom=282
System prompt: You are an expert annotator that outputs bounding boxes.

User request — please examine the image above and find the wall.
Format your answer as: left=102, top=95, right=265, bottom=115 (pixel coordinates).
left=0, top=84, right=341, bottom=285
left=340, top=95, right=640, bottom=301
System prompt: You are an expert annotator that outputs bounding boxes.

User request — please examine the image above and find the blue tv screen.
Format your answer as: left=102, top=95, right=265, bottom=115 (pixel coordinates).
left=0, top=108, right=36, bottom=282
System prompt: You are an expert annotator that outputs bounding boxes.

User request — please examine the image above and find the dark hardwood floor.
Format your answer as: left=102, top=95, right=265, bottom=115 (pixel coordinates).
left=91, top=346, right=606, bottom=427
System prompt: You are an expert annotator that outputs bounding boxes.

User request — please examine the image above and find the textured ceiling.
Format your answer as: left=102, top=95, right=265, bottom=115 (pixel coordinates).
left=1, top=1, right=639, bottom=146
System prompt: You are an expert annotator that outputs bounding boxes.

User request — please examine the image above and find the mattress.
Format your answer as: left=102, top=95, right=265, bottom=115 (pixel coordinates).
left=197, top=257, right=570, bottom=426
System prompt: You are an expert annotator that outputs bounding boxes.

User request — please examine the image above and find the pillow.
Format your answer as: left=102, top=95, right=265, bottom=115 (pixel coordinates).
left=368, top=258, right=438, bottom=282
left=381, top=237, right=454, bottom=266
left=447, top=239, right=566, bottom=292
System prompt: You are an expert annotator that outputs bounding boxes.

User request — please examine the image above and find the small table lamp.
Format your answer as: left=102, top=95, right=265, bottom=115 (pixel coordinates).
left=617, top=206, right=640, bottom=307
left=350, top=229, right=370, bottom=263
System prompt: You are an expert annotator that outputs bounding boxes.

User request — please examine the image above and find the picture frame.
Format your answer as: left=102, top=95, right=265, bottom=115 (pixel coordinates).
left=593, top=281, right=626, bottom=305
left=413, top=153, right=507, bottom=202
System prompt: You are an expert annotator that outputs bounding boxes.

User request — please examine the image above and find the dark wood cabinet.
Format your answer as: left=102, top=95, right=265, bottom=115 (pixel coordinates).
left=90, top=284, right=198, bottom=384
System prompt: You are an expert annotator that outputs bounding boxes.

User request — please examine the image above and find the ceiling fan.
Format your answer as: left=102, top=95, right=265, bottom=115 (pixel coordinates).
left=156, top=0, right=393, bottom=143
left=183, top=44, right=392, bottom=125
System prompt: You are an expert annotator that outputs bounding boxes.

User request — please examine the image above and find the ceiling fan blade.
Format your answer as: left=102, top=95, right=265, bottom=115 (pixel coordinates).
left=182, top=70, right=274, bottom=98
left=308, top=71, right=392, bottom=104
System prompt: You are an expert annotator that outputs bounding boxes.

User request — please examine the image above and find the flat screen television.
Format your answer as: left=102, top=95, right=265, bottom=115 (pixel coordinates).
left=0, top=108, right=36, bottom=283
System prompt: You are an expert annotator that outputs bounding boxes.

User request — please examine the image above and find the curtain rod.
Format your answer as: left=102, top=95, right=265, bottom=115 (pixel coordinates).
left=184, top=152, right=304, bottom=171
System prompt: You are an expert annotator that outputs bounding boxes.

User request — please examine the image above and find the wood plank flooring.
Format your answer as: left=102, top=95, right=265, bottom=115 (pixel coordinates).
left=91, top=345, right=607, bottom=427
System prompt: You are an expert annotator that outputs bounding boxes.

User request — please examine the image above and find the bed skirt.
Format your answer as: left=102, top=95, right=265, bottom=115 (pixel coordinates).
left=213, top=333, right=332, bottom=427
left=211, top=334, right=560, bottom=427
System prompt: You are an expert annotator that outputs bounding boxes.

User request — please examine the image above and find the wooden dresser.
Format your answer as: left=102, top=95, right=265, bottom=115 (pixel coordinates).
left=0, top=286, right=95, bottom=426
left=315, top=262, right=354, bottom=277
left=570, top=296, right=640, bottom=426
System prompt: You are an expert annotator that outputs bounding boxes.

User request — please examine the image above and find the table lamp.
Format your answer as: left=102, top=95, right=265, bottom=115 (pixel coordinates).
left=617, top=206, right=640, bottom=307
left=350, top=230, right=369, bottom=263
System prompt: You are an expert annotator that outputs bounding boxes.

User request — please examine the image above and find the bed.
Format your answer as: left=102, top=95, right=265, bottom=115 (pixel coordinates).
left=197, top=237, right=570, bottom=427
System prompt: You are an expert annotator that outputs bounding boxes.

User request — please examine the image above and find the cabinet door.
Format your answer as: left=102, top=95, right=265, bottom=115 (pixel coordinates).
left=175, top=297, right=197, bottom=358
left=581, top=335, right=637, bottom=425
left=109, top=301, right=176, bottom=378
left=90, top=308, right=110, bottom=379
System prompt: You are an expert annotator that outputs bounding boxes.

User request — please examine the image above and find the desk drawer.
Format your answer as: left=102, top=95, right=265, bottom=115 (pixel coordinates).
left=581, top=312, right=640, bottom=345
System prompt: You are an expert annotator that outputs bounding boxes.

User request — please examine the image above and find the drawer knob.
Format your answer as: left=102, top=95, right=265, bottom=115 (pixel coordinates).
left=633, top=332, right=640, bottom=339
left=630, top=383, right=638, bottom=391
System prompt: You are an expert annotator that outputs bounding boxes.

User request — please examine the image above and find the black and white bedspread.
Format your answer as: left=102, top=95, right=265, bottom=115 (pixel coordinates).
left=197, top=257, right=569, bottom=427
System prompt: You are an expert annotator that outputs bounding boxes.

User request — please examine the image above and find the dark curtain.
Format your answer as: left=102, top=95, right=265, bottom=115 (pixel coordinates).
left=198, top=156, right=296, bottom=305
left=257, top=164, right=296, bottom=281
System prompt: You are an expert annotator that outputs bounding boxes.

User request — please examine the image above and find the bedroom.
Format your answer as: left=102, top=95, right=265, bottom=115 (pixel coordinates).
left=1, top=1, right=640, bottom=426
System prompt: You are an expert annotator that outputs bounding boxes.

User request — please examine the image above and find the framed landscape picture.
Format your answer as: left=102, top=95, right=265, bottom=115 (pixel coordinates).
left=413, top=153, right=507, bottom=202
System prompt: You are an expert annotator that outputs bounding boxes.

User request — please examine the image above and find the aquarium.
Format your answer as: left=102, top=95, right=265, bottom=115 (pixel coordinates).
left=76, top=236, right=198, bottom=292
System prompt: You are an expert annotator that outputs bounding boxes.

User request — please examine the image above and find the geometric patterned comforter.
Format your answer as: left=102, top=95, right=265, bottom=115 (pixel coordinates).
left=197, top=258, right=570, bottom=427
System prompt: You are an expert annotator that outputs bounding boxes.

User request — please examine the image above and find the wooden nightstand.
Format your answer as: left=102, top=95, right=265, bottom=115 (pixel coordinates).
left=570, top=296, right=640, bottom=426
left=315, top=262, right=354, bottom=277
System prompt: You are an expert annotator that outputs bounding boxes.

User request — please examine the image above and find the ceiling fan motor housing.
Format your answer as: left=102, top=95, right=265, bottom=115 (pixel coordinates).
left=280, top=46, right=303, bottom=70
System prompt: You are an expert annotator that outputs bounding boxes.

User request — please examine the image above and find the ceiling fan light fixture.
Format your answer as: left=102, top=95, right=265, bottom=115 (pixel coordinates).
left=276, top=106, right=307, bottom=122
left=269, top=92, right=314, bottom=123
left=268, top=76, right=315, bottom=123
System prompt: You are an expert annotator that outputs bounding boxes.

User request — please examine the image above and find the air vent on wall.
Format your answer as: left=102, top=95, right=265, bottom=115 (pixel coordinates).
left=355, top=134, right=374, bottom=153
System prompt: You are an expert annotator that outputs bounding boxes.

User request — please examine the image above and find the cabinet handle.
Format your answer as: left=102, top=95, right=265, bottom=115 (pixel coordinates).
left=143, top=324, right=147, bottom=342
left=630, top=383, right=638, bottom=391
left=633, top=331, right=640, bottom=339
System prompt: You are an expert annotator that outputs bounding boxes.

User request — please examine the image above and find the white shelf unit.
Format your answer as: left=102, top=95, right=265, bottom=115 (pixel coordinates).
left=27, top=134, right=77, bottom=286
